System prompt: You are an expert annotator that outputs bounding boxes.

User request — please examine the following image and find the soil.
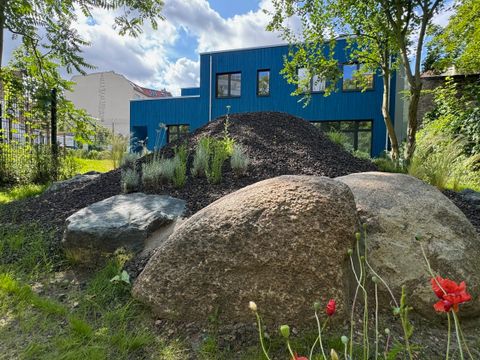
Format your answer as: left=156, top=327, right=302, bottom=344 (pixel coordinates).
left=0, top=111, right=376, bottom=237
left=443, top=190, right=480, bottom=234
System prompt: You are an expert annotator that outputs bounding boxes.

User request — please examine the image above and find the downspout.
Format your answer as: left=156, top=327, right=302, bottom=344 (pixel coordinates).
left=209, top=54, right=212, bottom=122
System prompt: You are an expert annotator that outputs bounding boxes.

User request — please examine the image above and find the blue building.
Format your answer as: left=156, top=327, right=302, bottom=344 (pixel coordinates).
left=130, top=39, right=407, bottom=156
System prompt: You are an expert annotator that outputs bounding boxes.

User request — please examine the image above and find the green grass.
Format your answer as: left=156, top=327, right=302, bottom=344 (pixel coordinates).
left=0, top=224, right=187, bottom=360
left=0, top=183, right=48, bottom=204
left=74, top=158, right=114, bottom=174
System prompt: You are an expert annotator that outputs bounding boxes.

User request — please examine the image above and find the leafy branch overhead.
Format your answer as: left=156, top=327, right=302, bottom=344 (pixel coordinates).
left=0, top=0, right=165, bottom=74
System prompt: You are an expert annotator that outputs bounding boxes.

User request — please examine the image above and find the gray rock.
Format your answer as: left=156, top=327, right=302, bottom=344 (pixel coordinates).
left=337, top=172, right=480, bottom=320
left=47, top=172, right=101, bottom=192
left=133, top=175, right=359, bottom=326
left=63, top=193, right=185, bottom=264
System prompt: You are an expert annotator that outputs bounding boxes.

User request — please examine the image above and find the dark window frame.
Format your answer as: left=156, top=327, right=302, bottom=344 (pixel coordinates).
left=257, top=69, right=271, bottom=97
left=342, top=63, right=375, bottom=92
left=297, top=68, right=327, bottom=94
left=216, top=72, right=242, bottom=98
left=311, top=119, right=373, bottom=155
left=167, top=124, right=190, bottom=143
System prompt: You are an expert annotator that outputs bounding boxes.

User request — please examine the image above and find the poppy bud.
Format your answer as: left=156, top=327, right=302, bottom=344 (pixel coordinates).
left=314, top=302, right=321, bottom=311
left=341, top=335, right=349, bottom=344
left=385, top=328, right=390, bottom=335
left=372, top=276, right=379, bottom=283
left=326, top=299, right=336, bottom=317
left=347, top=249, right=353, bottom=256
left=355, top=232, right=361, bottom=241
left=280, top=325, right=290, bottom=338
left=249, top=301, right=257, bottom=312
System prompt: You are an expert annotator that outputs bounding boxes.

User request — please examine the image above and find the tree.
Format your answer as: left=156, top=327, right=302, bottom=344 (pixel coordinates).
left=268, top=0, right=445, bottom=161
left=0, top=0, right=164, bottom=72
left=431, top=0, right=480, bottom=74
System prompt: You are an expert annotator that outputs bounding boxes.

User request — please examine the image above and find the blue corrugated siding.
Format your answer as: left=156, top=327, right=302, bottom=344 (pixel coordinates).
left=131, top=40, right=396, bottom=156
left=181, top=87, right=201, bottom=96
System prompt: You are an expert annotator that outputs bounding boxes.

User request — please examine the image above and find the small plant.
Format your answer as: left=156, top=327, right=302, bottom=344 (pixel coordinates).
left=173, top=144, right=188, bottom=188
left=121, top=168, right=139, bottom=193
left=206, top=140, right=230, bottom=184
left=192, top=137, right=211, bottom=177
left=230, top=143, right=250, bottom=176
left=326, top=130, right=353, bottom=152
left=121, top=152, right=141, bottom=168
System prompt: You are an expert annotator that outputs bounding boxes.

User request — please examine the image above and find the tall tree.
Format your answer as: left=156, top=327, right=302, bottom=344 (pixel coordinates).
left=0, top=0, right=164, bottom=71
left=268, top=0, right=444, bottom=161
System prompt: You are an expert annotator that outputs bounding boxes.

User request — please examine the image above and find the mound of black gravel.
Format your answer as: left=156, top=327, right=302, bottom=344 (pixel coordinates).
left=1, top=111, right=376, bottom=240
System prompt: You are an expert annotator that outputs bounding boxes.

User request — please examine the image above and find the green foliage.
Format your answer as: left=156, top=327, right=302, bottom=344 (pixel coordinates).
left=192, top=137, right=212, bottom=177
left=121, top=168, right=139, bottom=194
left=0, top=183, right=48, bottom=204
left=120, top=152, right=141, bottom=168
left=206, top=139, right=230, bottom=184
left=111, top=134, right=130, bottom=169
left=230, top=143, right=250, bottom=176
left=431, top=0, right=480, bottom=73
left=327, top=130, right=353, bottom=152
left=373, top=157, right=407, bottom=174
left=142, top=147, right=188, bottom=189
left=173, top=144, right=188, bottom=188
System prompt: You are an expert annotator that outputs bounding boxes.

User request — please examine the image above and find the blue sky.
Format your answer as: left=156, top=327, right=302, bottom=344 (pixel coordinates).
left=2, top=0, right=453, bottom=96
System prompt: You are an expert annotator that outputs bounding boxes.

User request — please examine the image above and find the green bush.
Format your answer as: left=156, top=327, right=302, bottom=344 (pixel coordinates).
left=206, top=140, right=230, bottom=184
left=230, top=143, right=250, bottom=176
left=373, top=156, right=407, bottom=174
left=192, top=137, right=211, bottom=177
left=326, top=130, right=353, bottom=152
left=142, top=148, right=188, bottom=189
left=173, top=145, right=188, bottom=188
left=120, top=152, right=140, bottom=168
left=121, top=168, right=139, bottom=193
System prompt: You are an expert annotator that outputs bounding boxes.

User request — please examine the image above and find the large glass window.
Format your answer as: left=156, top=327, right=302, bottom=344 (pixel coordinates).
left=298, top=68, right=326, bottom=93
left=167, top=124, right=189, bottom=143
left=312, top=120, right=372, bottom=154
left=343, top=63, right=374, bottom=91
left=216, top=72, right=241, bottom=98
left=257, top=69, right=270, bottom=96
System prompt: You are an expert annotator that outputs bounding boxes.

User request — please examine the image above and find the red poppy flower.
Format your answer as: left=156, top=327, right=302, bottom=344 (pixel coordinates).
left=431, top=276, right=472, bottom=313
left=326, top=299, right=336, bottom=316
left=293, top=355, right=308, bottom=360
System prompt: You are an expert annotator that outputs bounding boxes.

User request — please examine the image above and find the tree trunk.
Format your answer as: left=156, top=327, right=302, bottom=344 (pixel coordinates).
left=405, top=85, right=421, bottom=162
left=0, top=0, right=5, bottom=70
left=381, top=67, right=399, bottom=161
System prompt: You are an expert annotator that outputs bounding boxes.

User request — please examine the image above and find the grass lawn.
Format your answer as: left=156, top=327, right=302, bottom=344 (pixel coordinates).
left=0, top=184, right=48, bottom=204
left=74, top=158, right=115, bottom=174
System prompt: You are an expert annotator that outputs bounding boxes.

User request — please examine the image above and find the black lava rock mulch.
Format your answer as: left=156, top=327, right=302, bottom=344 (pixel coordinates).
left=443, top=189, right=480, bottom=234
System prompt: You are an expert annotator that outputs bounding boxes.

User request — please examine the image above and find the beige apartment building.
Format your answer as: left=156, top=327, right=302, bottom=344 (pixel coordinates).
left=66, top=71, right=171, bottom=136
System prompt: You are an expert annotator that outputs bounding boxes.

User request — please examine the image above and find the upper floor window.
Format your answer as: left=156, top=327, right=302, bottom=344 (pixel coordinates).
left=167, top=124, right=189, bottom=143
left=298, top=68, right=326, bottom=93
left=216, top=72, right=241, bottom=98
left=343, top=63, right=374, bottom=91
left=257, top=69, right=270, bottom=96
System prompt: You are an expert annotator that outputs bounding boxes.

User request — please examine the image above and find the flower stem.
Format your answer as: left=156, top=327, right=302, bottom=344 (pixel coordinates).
left=255, top=312, right=272, bottom=360
left=286, top=339, right=295, bottom=360
left=454, top=311, right=474, bottom=360
left=452, top=311, right=465, bottom=360
left=314, top=310, right=327, bottom=360
left=446, top=312, right=451, bottom=360
left=349, top=254, right=360, bottom=358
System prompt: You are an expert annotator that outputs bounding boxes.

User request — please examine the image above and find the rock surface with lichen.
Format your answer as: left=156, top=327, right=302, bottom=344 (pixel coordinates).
left=133, top=175, right=358, bottom=325
left=337, top=172, right=480, bottom=321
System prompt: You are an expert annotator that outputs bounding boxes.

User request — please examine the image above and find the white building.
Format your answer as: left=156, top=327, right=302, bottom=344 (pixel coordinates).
left=66, top=71, right=171, bottom=136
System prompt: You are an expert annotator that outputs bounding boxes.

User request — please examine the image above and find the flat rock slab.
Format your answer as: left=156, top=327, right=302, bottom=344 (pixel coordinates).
left=47, top=172, right=101, bottom=193
left=63, top=193, right=185, bottom=264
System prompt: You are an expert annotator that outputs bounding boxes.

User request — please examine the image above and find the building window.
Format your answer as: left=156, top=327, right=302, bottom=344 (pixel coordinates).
left=312, top=120, right=372, bottom=155
left=167, top=124, right=189, bottom=143
left=216, top=72, right=242, bottom=98
left=343, top=63, right=374, bottom=91
left=298, top=68, right=326, bottom=93
left=257, top=69, right=270, bottom=96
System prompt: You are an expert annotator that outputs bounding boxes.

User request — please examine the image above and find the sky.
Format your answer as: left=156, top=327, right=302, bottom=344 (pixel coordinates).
left=2, top=0, right=454, bottom=96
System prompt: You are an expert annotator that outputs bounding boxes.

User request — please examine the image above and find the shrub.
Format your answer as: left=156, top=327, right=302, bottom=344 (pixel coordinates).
left=192, top=137, right=211, bottom=177
left=121, top=152, right=141, bottom=168
left=326, top=130, right=353, bottom=152
left=142, top=160, right=163, bottom=189
left=121, top=168, right=139, bottom=193
left=230, top=143, right=250, bottom=176
left=206, top=140, right=230, bottom=184
left=373, top=157, right=407, bottom=174
left=173, top=145, right=188, bottom=188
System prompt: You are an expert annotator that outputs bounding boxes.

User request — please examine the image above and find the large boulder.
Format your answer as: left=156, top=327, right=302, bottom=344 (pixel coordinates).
left=337, top=172, right=480, bottom=320
left=63, top=193, right=185, bottom=264
left=133, top=175, right=359, bottom=326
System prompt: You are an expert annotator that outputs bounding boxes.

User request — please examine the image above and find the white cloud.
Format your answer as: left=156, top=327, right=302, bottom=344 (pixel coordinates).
left=161, top=58, right=200, bottom=96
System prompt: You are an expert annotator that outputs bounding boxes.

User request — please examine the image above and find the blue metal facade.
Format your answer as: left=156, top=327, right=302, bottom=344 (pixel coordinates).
left=130, top=40, right=397, bottom=156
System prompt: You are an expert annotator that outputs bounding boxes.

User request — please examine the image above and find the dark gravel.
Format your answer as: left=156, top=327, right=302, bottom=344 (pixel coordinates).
left=443, top=189, right=480, bottom=234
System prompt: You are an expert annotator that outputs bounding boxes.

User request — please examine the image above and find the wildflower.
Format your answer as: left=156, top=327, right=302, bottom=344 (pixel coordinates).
left=293, top=355, right=308, bottom=360
left=326, top=299, right=336, bottom=317
left=431, top=276, right=472, bottom=313
left=248, top=301, right=257, bottom=312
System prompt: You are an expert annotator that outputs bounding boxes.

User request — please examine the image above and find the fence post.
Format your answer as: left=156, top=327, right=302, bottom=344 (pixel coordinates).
left=51, top=88, right=58, bottom=180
